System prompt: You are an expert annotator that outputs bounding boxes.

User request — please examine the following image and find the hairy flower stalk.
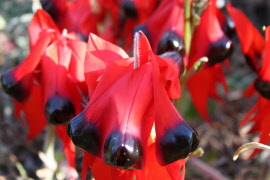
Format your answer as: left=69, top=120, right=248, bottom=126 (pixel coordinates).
left=133, top=32, right=140, bottom=69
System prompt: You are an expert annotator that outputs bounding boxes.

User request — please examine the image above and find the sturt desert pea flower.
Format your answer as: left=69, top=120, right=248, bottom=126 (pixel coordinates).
left=226, top=3, right=270, bottom=158
left=81, top=137, right=186, bottom=180
left=135, top=0, right=186, bottom=58
left=1, top=9, right=87, bottom=175
left=239, top=26, right=270, bottom=158
left=226, top=2, right=265, bottom=73
left=67, top=31, right=198, bottom=178
left=41, top=0, right=98, bottom=40
left=186, top=0, right=233, bottom=123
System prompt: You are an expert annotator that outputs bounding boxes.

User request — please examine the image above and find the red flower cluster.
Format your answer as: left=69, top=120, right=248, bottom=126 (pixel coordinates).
left=1, top=10, right=87, bottom=176
left=227, top=3, right=270, bottom=158
left=3, top=0, right=269, bottom=179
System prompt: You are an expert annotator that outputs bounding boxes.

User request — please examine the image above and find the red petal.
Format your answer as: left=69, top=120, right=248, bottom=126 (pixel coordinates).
left=1, top=30, right=53, bottom=102
left=41, top=40, right=75, bottom=124
left=187, top=64, right=228, bottom=123
left=248, top=96, right=270, bottom=158
left=258, top=26, right=270, bottom=81
left=150, top=38, right=198, bottom=165
left=135, top=142, right=185, bottom=180
left=227, top=2, right=265, bottom=73
left=41, top=40, right=71, bottom=100
left=156, top=56, right=181, bottom=99
left=243, top=83, right=256, bottom=97
left=240, top=103, right=258, bottom=127
left=28, top=9, right=59, bottom=47
left=84, top=33, right=129, bottom=97
left=68, top=39, right=87, bottom=83
left=14, top=85, right=47, bottom=140
left=67, top=39, right=88, bottom=111
left=14, top=30, right=54, bottom=80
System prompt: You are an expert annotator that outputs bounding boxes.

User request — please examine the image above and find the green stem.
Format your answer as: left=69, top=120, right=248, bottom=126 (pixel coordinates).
left=43, top=125, right=57, bottom=177
left=44, top=125, right=55, bottom=159
left=174, top=0, right=192, bottom=112
left=184, top=0, right=191, bottom=54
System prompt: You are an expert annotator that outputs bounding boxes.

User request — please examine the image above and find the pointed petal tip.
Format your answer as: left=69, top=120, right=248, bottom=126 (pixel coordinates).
left=67, top=113, right=101, bottom=156
left=133, top=30, right=152, bottom=65
left=45, top=95, right=75, bottom=125
left=157, top=122, right=199, bottom=165
left=1, top=70, right=31, bottom=102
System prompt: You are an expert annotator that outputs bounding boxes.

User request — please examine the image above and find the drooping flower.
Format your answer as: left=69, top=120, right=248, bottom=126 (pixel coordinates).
left=67, top=31, right=198, bottom=178
left=226, top=2, right=265, bottom=73
left=186, top=0, right=233, bottom=123
left=135, top=0, right=186, bottom=57
left=239, top=26, right=270, bottom=157
left=1, top=9, right=88, bottom=176
left=225, top=2, right=270, bottom=158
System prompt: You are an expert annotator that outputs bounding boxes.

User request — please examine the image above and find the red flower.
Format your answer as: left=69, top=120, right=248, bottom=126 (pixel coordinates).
left=1, top=9, right=88, bottom=176
left=227, top=2, right=265, bottom=73
left=188, top=0, right=233, bottom=69
left=67, top=31, right=198, bottom=177
left=240, top=26, right=270, bottom=157
left=135, top=0, right=185, bottom=56
left=187, top=0, right=232, bottom=123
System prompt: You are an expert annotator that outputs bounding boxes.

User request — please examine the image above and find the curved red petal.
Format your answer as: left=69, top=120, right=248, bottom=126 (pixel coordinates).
left=41, top=40, right=75, bottom=124
left=156, top=56, right=181, bottom=99
left=84, top=33, right=129, bottom=97
left=14, top=85, right=47, bottom=140
left=227, top=2, right=265, bottom=73
left=28, top=9, right=59, bottom=47
left=258, top=26, right=270, bottom=81
left=150, top=44, right=198, bottom=165
left=1, top=31, right=53, bottom=102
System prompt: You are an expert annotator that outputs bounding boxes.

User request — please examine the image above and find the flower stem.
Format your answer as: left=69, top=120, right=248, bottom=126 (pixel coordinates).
left=174, top=0, right=192, bottom=112
left=184, top=0, right=191, bottom=54
left=43, top=125, right=57, bottom=176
